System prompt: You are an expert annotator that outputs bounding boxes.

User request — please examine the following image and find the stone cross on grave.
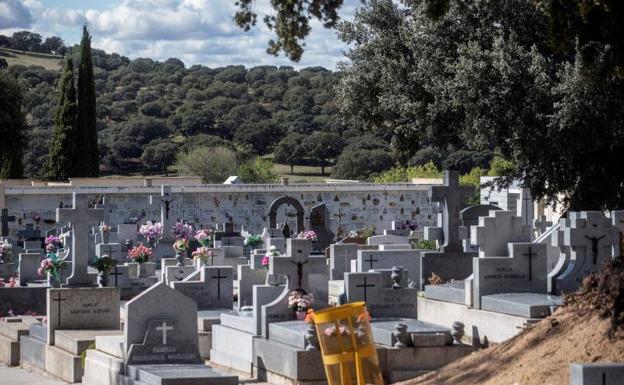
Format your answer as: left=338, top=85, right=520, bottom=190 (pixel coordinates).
left=95, top=195, right=118, bottom=225
left=269, top=238, right=326, bottom=290
left=159, top=186, right=176, bottom=242
left=1, top=209, right=16, bottom=237
left=563, top=212, right=619, bottom=266
left=17, top=223, right=41, bottom=241
left=429, top=170, right=474, bottom=252
left=57, top=192, right=105, bottom=287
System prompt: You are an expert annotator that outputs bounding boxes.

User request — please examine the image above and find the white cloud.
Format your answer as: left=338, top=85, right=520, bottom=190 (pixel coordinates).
left=10, top=0, right=358, bottom=69
left=0, top=0, right=34, bottom=29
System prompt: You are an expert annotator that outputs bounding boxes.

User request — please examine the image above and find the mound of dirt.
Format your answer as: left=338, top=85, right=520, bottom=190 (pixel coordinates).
left=399, top=257, right=624, bottom=385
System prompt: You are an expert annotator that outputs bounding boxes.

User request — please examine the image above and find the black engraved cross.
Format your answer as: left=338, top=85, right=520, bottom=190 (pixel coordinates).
left=355, top=277, right=375, bottom=302
left=290, top=260, right=309, bottom=288
left=585, top=235, right=606, bottom=264
left=222, top=238, right=234, bottom=246
left=52, top=292, right=67, bottom=327
left=110, top=265, right=123, bottom=287
left=0, top=209, right=16, bottom=237
left=211, top=269, right=227, bottom=299
left=364, top=254, right=378, bottom=270
left=523, top=246, right=536, bottom=281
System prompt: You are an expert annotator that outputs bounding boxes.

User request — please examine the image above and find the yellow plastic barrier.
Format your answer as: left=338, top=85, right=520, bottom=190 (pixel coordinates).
left=312, top=302, right=384, bottom=385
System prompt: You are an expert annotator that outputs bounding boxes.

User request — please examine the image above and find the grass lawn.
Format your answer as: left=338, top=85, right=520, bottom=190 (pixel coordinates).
left=271, top=163, right=333, bottom=183
left=1, top=48, right=62, bottom=71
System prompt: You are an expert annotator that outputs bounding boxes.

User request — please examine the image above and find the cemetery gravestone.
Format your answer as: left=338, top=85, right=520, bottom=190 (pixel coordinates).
left=171, top=266, right=233, bottom=310
left=550, top=211, right=619, bottom=294
left=56, top=193, right=105, bottom=287
left=17, top=223, right=42, bottom=242
left=329, top=243, right=358, bottom=280
left=471, top=210, right=532, bottom=257
left=569, top=363, right=624, bottom=385
left=473, top=243, right=548, bottom=310
left=46, top=287, right=120, bottom=345
left=309, top=203, right=335, bottom=251
left=458, top=204, right=501, bottom=252
left=344, top=270, right=418, bottom=318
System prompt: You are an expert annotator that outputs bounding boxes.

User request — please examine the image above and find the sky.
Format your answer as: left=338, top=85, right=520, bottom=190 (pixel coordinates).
left=0, top=0, right=359, bottom=69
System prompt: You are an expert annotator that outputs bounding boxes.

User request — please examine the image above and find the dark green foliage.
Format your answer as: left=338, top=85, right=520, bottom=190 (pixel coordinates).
left=46, top=57, right=78, bottom=181
left=302, top=131, right=345, bottom=175
left=140, top=139, right=178, bottom=175
left=332, top=148, right=393, bottom=180
left=0, top=72, right=26, bottom=178
left=274, top=133, right=306, bottom=174
left=0, top=59, right=7, bottom=70
left=76, top=25, right=99, bottom=177
left=234, top=0, right=343, bottom=61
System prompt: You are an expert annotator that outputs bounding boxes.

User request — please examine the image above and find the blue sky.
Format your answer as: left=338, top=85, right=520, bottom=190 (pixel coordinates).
left=0, top=0, right=359, bottom=69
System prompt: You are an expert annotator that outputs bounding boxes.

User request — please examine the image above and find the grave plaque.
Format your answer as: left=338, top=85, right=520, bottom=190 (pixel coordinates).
left=125, top=282, right=201, bottom=365
left=46, top=287, right=120, bottom=345
left=570, top=363, right=624, bottom=385
left=171, top=266, right=233, bottom=309
left=345, top=270, right=417, bottom=318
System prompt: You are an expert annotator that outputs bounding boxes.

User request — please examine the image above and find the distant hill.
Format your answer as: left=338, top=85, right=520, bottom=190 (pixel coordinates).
left=0, top=48, right=62, bottom=71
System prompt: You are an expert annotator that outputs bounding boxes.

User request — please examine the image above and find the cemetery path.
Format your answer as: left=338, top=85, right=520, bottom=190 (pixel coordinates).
left=0, top=364, right=65, bottom=385
left=399, top=308, right=624, bottom=385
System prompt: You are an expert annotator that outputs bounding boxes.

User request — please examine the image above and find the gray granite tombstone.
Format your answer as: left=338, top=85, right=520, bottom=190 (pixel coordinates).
left=329, top=243, right=358, bottom=280
left=125, top=281, right=201, bottom=365
left=569, top=363, right=624, bottom=385
left=56, top=193, right=105, bottom=287
left=459, top=204, right=501, bottom=252
left=549, top=211, right=619, bottom=294
left=17, top=223, right=42, bottom=242
left=18, top=252, right=43, bottom=285
left=170, top=266, right=233, bottom=310
left=46, top=287, right=120, bottom=345
left=344, top=269, right=417, bottom=318
left=356, top=249, right=421, bottom=287
left=309, top=203, right=335, bottom=251
left=471, top=210, right=532, bottom=257
left=473, top=242, right=548, bottom=309
left=367, top=234, right=410, bottom=246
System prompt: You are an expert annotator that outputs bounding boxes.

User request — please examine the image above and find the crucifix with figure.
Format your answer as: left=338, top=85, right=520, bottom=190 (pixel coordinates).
left=57, top=193, right=105, bottom=287
left=429, top=171, right=474, bottom=252
left=270, top=239, right=326, bottom=291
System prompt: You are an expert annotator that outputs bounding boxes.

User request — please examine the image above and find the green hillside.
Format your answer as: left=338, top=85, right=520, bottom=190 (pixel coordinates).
left=0, top=48, right=62, bottom=70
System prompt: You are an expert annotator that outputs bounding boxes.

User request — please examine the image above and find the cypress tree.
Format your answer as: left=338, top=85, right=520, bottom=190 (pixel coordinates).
left=46, top=56, right=78, bottom=181
left=0, top=72, right=25, bottom=179
left=76, top=25, right=99, bottom=177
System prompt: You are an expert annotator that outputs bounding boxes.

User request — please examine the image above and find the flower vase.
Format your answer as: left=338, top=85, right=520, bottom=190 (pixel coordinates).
left=296, top=311, right=307, bottom=321
left=138, top=262, right=155, bottom=278
left=101, top=231, right=111, bottom=244
left=47, top=274, right=61, bottom=288
left=194, top=258, right=206, bottom=270
left=98, top=271, right=109, bottom=287
left=175, top=250, right=185, bottom=266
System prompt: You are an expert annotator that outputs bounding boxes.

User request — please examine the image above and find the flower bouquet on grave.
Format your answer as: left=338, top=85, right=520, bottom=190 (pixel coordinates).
left=139, top=221, right=162, bottom=247
left=297, top=230, right=318, bottom=242
left=32, top=213, right=41, bottom=224
left=288, top=289, right=315, bottom=320
left=173, top=222, right=194, bottom=240
left=173, top=238, right=189, bottom=266
left=0, top=239, right=13, bottom=264
left=0, top=277, right=17, bottom=288
left=192, top=247, right=213, bottom=266
left=99, top=223, right=112, bottom=243
left=44, top=235, right=63, bottom=252
left=90, top=255, right=117, bottom=287
left=194, top=229, right=213, bottom=247
left=262, top=245, right=279, bottom=270
left=38, top=252, right=68, bottom=286
left=127, top=243, right=152, bottom=264
left=244, top=234, right=263, bottom=248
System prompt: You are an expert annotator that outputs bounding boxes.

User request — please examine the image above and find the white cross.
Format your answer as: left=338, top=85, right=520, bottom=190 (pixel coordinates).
left=155, top=321, right=174, bottom=345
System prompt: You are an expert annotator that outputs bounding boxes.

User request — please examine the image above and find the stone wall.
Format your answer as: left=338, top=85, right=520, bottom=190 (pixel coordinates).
left=2, top=182, right=439, bottom=237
